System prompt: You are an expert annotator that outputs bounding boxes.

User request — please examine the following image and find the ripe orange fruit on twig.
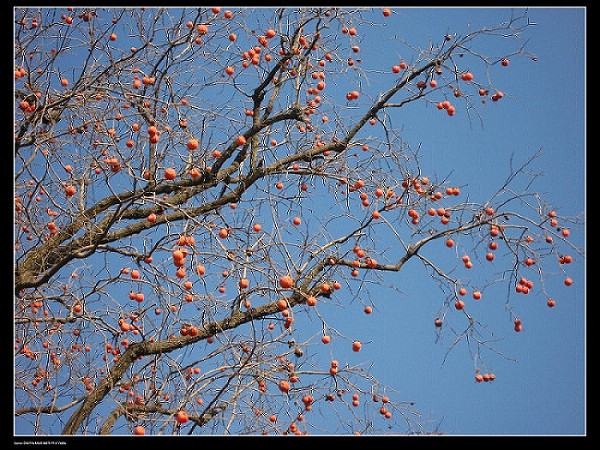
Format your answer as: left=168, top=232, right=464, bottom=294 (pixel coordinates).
left=164, top=168, right=176, bottom=180
left=187, top=138, right=199, bottom=150
left=176, top=410, right=189, bottom=424
left=278, top=379, right=290, bottom=393
left=279, top=275, right=293, bottom=289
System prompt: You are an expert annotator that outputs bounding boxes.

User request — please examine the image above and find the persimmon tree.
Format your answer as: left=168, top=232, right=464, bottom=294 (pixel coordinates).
left=14, top=7, right=583, bottom=435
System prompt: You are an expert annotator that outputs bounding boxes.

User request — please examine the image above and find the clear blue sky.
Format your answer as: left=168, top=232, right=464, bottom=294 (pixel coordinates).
left=277, top=6, right=586, bottom=435
left=14, top=7, right=585, bottom=436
